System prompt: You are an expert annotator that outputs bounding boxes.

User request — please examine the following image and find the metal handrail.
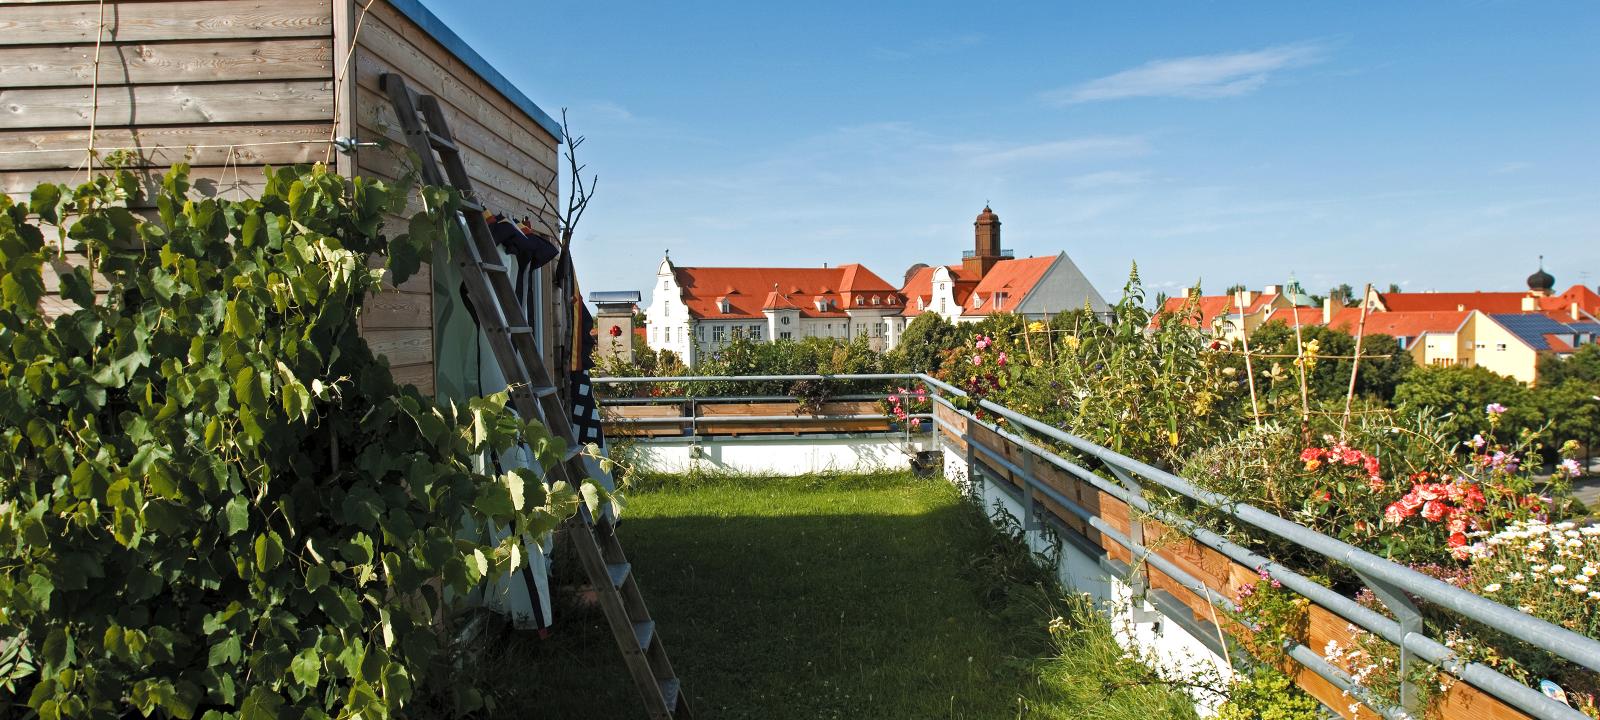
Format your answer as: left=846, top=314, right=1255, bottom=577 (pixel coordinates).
left=593, top=372, right=1600, bottom=720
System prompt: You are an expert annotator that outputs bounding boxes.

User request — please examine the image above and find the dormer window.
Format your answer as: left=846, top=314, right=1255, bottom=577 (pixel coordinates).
left=855, top=296, right=864, bottom=306
left=871, top=296, right=880, bottom=306
left=972, top=294, right=981, bottom=309
left=717, top=297, right=732, bottom=313
left=888, top=296, right=897, bottom=306
left=994, top=292, right=1005, bottom=311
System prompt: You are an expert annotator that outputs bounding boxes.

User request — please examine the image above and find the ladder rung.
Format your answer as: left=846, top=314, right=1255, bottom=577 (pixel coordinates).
left=660, top=678, right=681, bottom=712
left=458, top=198, right=484, bottom=213
left=469, top=260, right=508, bottom=273
left=490, top=325, right=534, bottom=335
left=632, top=620, right=655, bottom=651
left=519, top=385, right=557, bottom=399
left=426, top=131, right=458, bottom=152
left=607, top=562, right=631, bottom=588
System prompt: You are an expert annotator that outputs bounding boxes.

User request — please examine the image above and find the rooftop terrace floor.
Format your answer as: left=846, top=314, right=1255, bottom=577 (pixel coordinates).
left=476, top=472, right=1196, bottom=719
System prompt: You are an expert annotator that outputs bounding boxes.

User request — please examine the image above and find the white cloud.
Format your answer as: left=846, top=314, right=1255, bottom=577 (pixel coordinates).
left=1041, top=43, right=1326, bottom=104
left=950, top=136, right=1152, bottom=166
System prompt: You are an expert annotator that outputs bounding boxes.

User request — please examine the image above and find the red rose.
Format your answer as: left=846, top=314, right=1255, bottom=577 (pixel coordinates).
left=609, top=325, right=623, bottom=337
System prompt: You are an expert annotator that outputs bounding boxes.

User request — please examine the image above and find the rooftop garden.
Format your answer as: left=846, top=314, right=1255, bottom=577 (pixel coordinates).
left=473, top=471, right=1203, bottom=719
left=596, top=268, right=1600, bottom=717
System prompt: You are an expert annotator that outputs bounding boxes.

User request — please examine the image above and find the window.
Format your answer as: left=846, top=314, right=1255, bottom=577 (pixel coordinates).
left=857, top=325, right=866, bottom=337
left=696, top=325, right=705, bottom=342
left=855, top=296, right=864, bottom=306
left=938, top=298, right=946, bottom=313
left=781, top=315, right=791, bottom=325
left=713, top=325, right=725, bottom=342
left=1474, top=342, right=1487, bottom=350
left=751, top=325, right=763, bottom=340
left=780, top=331, right=792, bottom=340
left=874, top=322, right=884, bottom=337
left=871, top=296, right=880, bottom=306
left=887, top=296, right=897, bottom=305
left=1496, top=343, right=1507, bottom=351
left=994, top=293, right=1004, bottom=311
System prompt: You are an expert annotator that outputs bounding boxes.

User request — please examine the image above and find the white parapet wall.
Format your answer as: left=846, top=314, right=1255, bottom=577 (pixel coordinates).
left=942, top=444, right=1233, bottom=716
left=619, top=433, right=928, bottom=476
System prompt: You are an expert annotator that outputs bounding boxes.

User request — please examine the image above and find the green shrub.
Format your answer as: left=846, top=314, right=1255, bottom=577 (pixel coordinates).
left=1213, top=667, right=1323, bottom=720
left=0, top=166, right=588, bottom=718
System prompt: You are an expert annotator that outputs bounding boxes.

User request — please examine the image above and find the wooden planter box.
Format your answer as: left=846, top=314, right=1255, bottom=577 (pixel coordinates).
left=603, top=400, right=891, bottom=438
left=946, top=417, right=1536, bottom=720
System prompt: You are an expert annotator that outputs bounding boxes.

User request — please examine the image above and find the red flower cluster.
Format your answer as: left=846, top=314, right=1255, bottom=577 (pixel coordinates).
left=1384, top=474, right=1487, bottom=552
left=1300, top=441, right=1384, bottom=491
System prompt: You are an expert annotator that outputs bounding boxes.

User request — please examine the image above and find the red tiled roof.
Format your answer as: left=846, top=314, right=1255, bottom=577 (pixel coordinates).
left=966, top=256, right=1057, bottom=316
left=1373, top=286, right=1600, bottom=318
left=1262, top=307, right=1324, bottom=327
left=1554, top=285, right=1600, bottom=315
left=674, top=264, right=900, bottom=319
left=1328, top=309, right=1470, bottom=339
left=1374, top=291, right=1527, bottom=313
left=1157, top=294, right=1237, bottom=328
left=898, top=264, right=977, bottom=317
left=1544, top=334, right=1575, bottom=353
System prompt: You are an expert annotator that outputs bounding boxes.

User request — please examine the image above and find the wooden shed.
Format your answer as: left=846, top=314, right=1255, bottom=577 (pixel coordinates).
left=0, top=0, right=565, bottom=400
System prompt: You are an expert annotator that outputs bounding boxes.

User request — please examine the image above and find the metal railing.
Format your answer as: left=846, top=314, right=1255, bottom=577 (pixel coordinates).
left=592, top=372, right=1600, bottom=720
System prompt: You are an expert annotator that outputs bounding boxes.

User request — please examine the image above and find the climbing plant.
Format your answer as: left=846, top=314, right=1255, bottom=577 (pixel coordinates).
left=0, top=165, right=590, bottom=718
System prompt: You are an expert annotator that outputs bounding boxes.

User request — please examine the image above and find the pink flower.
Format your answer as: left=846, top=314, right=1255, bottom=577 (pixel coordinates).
left=1486, top=403, right=1507, bottom=416
left=910, top=418, right=922, bottom=431
left=975, top=335, right=991, bottom=350
left=1467, top=434, right=1487, bottom=450
left=1421, top=500, right=1449, bottom=522
left=971, top=354, right=984, bottom=366
left=1559, top=458, right=1582, bottom=478
left=1384, top=504, right=1407, bottom=524
left=996, top=352, right=1008, bottom=366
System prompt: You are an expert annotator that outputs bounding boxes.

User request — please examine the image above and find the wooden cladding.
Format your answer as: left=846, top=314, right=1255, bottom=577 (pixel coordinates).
left=943, top=420, right=1535, bottom=720
left=0, top=1, right=333, bottom=44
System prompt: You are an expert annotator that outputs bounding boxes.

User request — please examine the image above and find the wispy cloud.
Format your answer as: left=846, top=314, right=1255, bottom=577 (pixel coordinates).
left=1040, top=43, right=1326, bottom=104
left=949, top=136, right=1152, bottom=166
left=1064, top=170, right=1151, bottom=190
left=1491, top=161, right=1534, bottom=175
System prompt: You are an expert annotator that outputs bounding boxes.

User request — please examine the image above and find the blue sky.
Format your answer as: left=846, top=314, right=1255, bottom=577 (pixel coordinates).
left=420, top=1, right=1599, bottom=303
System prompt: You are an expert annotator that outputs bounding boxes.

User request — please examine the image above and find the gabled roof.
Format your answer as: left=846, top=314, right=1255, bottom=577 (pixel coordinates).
left=673, top=264, right=901, bottom=319
left=1372, top=285, right=1600, bottom=315
left=1328, top=309, right=1470, bottom=339
left=966, top=256, right=1057, bottom=316
left=1262, top=307, right=1324, bottom=327
left=898, top=264, right=977, bottom=318
left=1157, top=294, right=1238, bottom=329
left=1373, top=291, right=1529, bottom=313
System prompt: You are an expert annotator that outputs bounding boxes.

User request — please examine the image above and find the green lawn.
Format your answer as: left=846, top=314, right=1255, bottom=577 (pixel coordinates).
left=464, top=472, right=1198, bottom=719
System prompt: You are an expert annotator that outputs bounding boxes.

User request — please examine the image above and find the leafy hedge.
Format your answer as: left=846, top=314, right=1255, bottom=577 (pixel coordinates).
left=0, top=166, right=586, bottom=718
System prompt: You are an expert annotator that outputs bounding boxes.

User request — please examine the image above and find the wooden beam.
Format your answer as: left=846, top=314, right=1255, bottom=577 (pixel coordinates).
left=0, top=0, right=333, bottom=45
left=0, top=38, right=332, bottom=88
left=0, top=81, right=334, bottom=129
left=0, top=124, right=331, bottom=170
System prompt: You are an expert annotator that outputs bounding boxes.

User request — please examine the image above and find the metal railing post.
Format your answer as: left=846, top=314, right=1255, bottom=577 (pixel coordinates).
left=1356, top=570, right=1425, bottom=715
left=1106, top=464, right=1148, bottom=605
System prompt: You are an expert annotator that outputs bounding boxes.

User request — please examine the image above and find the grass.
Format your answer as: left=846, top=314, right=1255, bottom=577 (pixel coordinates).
left=458, top=471, right=1199, bottom=719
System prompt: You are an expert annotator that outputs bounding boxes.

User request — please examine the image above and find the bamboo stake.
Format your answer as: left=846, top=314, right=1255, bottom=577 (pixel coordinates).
left=1341, top=284, right=1373, bottom=437
left=1289, top=288, right=1312, bottom=427
left=1233, top=294, right=1263, bottom=427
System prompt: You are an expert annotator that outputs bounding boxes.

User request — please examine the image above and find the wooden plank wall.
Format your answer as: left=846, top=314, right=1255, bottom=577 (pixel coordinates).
left=341, top=0, right=562, bottom=395
left=0, top=0, right=336, bottom=199
left=946, top=420, right=1535, bottom=720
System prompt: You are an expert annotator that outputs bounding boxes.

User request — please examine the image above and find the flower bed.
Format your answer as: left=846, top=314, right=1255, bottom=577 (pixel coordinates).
left=944, top=404, right=1598, bottom=718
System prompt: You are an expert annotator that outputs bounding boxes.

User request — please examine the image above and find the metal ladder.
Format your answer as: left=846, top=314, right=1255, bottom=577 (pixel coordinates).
left=380, top=72, right=691, bottom=720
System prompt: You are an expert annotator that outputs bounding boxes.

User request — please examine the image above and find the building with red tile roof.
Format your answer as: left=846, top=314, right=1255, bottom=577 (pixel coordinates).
left=644, top=205, right=1108, bottom=364
left=1154, top=282, right=1317, bottom=342
left=897, top=206, right=1107, bottom=323
left=644, top=257, right=904, bottom=365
